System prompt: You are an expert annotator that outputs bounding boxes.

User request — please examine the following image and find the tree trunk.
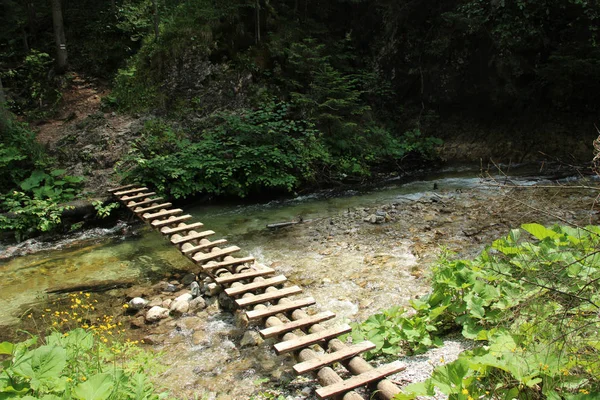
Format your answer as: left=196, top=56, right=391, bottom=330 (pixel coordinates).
left=25, top=0, right=37, bottom=45
left=0, top=76, right=6, bottom=106
left=255, top=0, right=261, bottom=43
left=51, top=0, right=68, bottom=74
left=152, top=0, right=159, bottom=41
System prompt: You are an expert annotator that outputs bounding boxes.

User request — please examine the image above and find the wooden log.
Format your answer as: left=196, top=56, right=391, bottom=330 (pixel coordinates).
left=215, top=266, right=274, bottom=284
left=160, top=222, right=204, bottom=235
left=108, top=184, right=136, bottom=193
left=315, top=362, right=405, bottom=399
left=225, top=275, right=287, bottom=297
left=143, top=208, right=183, bottom=221
left=121, top=191, right=156, bottom=201
left=151, top=215, right=192, bottom=228
left=171, top=230, right=215, bottom=245
left=266, top=221, right=300, bottom=229
left=192, top=246, right=240, bottom=263
left=127, top=197, right=164, bottom=207
left=246, top=297, right=315, bottom=321
left=293, top=341, right=376, bottom=375
left=259, top=311, right=335, bottom=339
left=274, top=324, right=352, bottom=355
left=114, top=187, right=147, bottom=196
left=259, top=299, right=364, bottom=400
left=235, top=286, right=302, bottom=308
left=201, top=256, right=255, bottom=272
left=182, top=239, right=227, bottom=255
left=134, top=203, right=172, bottom=213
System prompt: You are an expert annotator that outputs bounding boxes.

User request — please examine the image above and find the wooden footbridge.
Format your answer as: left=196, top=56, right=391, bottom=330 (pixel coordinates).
left=109, top=184, right=405, bottom=400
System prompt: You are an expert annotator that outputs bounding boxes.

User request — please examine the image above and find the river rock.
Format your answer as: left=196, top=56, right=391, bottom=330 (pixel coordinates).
left=145, top=306, right=170, bottom=322
left=130, top=315, right=145, bottom=329
left=163, top=283, right=178, bottom=292
left=181, top=273, right=196, bottom=285
left=148, top=297, right=163, bottom=307
left=189, top=296, right=206, bottom=311
left=207, top=282, right=221, bottom=296
left=162, top=299, right=172, bottom=309
left=190, top=281, right=201, bottom=298
left=170, top=293, right=193, bottom=314
left=128, top=297, right=148, bottom=310
left=240, top=331, right=263, bottom=347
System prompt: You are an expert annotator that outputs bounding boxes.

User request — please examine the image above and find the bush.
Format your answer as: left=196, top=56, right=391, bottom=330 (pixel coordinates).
left=119, top=102, right=330, bottom=198
left=351, top=223, right=600, bottom=398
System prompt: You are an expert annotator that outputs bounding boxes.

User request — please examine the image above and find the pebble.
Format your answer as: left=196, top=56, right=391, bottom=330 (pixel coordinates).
left=128, top=297, right=148, bottom=310
left=145, top=306, right=170, bottom=322
left=240, top=331, right=263, bottom=347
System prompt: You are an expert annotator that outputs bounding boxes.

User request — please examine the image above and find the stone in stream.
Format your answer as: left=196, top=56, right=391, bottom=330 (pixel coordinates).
left=145, top=306, right=170, bottom=322
left=170, top=293, right=193, bottom=314
left=206, top=282, right=221, bottom=296
left=240, top=331, right=263, bottom=347
left=189, top=296, right=206, bottom=312
left=128, top=297, right=148, bottom=310
left=190, top=281, right=201, bottom=298
left=181, top=273, right=196, bottom=285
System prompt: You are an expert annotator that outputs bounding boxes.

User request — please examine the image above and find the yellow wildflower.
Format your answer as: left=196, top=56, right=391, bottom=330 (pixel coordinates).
left=461, top=389, right=469, bottom=395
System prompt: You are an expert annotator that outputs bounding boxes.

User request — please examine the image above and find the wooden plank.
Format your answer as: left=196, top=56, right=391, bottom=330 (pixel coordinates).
left=114, top=187, right=147, bottom=196
left=235, top=286, right=302, bottom=308
left=127, top=197, right=164, bottom=207
left=201, top=256, right=255, bottom=272
left=274, top=324, right=352, bottom=355
left=192, top=246, right=240, bottom=263
left=215, top=267, right=274, bottom=285
left=182, top=238, right=227, bottom=255
left=108, top=184, right=136, bottom=193
left=143, top=208, right=182, bottom=221
left=151, top=215, right=192, bottom=228
left=225, top=275, right=288, bottom=297
left=134, top=203, right=172, bottom=213
left=172, top=230, right=215, bottom=245
left=160, top=222, right=204, bottom=235
left=246, top=297, right=315, bottom=321
left=315, top=362, right=405, bottom=399
left=293, top=341, right=376, bottom=375
left=259, top=311, right=336, bottom=339
left=121, top=191, right=156, bottom=201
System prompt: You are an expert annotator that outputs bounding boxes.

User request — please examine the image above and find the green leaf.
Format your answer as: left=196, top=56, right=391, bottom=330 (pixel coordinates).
left=50, top=169, right=66, bottom=177
left=522, top=223, right=560, bottom=241
left=0, top=342, right=14, bottom=355
left=20, top=170, right=47, bottom=191
left=72, top=373, right=115, bottom=400
left=12, top=345, right=66, bottom=391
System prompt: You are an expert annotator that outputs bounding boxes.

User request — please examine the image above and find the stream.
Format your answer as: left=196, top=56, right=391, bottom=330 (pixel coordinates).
left=1, top=164, right=597, bottom=399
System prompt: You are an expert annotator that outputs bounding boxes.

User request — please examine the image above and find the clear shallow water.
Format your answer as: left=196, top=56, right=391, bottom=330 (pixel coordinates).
left=0, top=165, right=551, bottom=327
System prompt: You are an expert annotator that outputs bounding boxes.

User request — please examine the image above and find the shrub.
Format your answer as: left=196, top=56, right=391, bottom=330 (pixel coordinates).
left=119, top=102, right=329, bottom=198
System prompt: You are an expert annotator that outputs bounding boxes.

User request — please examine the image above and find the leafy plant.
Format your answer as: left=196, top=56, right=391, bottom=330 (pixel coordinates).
left=92, top=201, right=120, bottom=219
left=351, top=223, right=600, bottom=398
left=1, top=293, right=167, bottom=400
left=119, top=103, right=330, bottom=198
left=0, top=169, right=84, bottom=239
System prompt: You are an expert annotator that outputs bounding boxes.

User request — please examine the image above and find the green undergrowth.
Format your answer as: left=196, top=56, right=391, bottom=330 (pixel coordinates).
left=0, top=293, right=167, bottom=400
left=349, top=223, right=600, bottom=399
left=0, top=109, right=85, bottom=240
left=117, top=103, right=440, bottom=199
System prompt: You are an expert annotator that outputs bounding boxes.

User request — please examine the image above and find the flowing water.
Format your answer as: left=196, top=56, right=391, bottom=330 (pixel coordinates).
left=1, top=164, right=593, bottom=399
